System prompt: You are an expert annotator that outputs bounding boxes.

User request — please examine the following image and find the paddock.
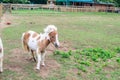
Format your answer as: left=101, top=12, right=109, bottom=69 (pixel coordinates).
left=0, top=8, right=120, bottom=80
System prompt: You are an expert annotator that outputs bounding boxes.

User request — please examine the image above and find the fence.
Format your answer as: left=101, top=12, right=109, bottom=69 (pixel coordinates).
left=1, top=4, right=119, bottom=13
left=59, top=5, right=117, bottom=12
left=59, top=6, right=99, bottom=12
left=2, top=4, right=12, bottom=13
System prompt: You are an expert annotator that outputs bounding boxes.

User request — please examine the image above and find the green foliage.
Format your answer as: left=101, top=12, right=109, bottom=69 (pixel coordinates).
left=97, top=0, right=120, bottom=7
left=54, top=50, right=72, bottom=58
left=76, top=65, right=87, bottom=72
left=116, top=58, right=120, bottom=63
left=114, top=0, right=120, bottom=7
left=115, top=47, right=120, bottom=53
left=81, top=48, right=116, bottom=61
left=54, top=47, right=119, bottom=73
left=53, top=50, right=61, bottom=55
left=30, top=0, right=47, bottom=4
left=79, top=61, right=91, bottom=66
left=61, top=52, right=70, bottom=58
left=74, top=54, right=80, bottom=60
left=99, top=0, right=114, bottom=3
left=95, top=67, right=102, bottom=74
left=2, top=0, right=30, bottom=3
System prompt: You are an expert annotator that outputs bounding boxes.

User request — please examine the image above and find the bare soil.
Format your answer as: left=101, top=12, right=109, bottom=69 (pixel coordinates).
left=0, top=13, right=13, bottom=29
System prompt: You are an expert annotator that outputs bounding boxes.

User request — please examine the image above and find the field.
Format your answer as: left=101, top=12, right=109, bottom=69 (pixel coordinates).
left=0, top=10, right=120, bottom=80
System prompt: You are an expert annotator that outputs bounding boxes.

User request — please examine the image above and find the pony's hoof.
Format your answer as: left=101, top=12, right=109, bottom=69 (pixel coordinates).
left=0, top=71, right=3, bottom=73
left=41, top=63, right=45, bottom=67
left=36, top=67, right=40, bottom=70
left=35, top=68, right=40, bottom=72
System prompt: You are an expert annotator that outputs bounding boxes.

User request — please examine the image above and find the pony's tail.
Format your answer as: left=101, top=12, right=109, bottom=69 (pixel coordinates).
left=21, top=33, right=30, bottom=52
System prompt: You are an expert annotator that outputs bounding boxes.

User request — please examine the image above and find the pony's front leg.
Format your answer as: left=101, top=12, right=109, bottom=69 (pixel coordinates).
left=0, top=58, right=3, bottom=73
left=36, top=49, right=41, bottom=70
left=41, top=51, right=46, bottom=66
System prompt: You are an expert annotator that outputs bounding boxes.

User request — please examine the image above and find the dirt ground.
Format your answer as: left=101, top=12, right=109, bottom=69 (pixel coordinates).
left=0, top=13, right=13, bottom=29
left=0, top=14, right=73, bottom=78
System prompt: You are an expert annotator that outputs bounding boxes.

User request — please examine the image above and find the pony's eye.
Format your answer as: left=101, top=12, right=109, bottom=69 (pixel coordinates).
left=51, top=36, right=54, bottom=38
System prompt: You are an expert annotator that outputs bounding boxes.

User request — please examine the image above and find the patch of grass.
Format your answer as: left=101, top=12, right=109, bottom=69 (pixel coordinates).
left=0, top=69, right=21, bottom=80
left=1, top=9, right=120, bottom=80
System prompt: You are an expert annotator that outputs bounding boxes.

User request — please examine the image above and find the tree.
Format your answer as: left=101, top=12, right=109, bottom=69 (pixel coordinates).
left=29, top=0, right=47, bottom=4
left=2, top=0, right=29, bottom=3
left=114, top=0, right=120, bottom=7
left=99, top=0, right=114, bottom=3
left=99, top=0, right=120, bottom=7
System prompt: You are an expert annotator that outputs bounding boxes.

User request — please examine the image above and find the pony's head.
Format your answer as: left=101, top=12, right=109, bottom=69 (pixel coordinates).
left=44, top=25, right=60, bottom=48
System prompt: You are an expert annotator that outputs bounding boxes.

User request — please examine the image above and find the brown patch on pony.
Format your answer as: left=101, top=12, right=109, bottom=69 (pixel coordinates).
left=37, top=39, right=50, bottom=54
left=23, top=32, right=30, bottom=52
left=37, top=40, right=45, bottom=53
left=49, top=31, right=57, bottom=43
left=32, top=33, right=38, bottom=38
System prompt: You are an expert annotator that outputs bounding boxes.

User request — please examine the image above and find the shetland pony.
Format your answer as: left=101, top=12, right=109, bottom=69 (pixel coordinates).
left=21, top=25, right=60, bottom=70
left=0, top=37, right=3, bottom=73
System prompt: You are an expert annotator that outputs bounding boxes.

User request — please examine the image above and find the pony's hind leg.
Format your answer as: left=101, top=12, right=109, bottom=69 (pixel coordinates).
left=31, top=50, right=36, bottom=62
left=27, top=50, right=36, bottom=62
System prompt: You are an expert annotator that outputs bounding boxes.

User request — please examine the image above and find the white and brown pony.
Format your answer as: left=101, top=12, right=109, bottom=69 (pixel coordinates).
left=0, top=37, right=3, bottom=73
left=21, top=25, right=60, bottom=70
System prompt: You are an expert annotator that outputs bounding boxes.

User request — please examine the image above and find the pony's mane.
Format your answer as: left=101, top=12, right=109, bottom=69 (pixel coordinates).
left=44, top=25, right=57, bottom=34
left=39, top=25, right=57, bottom=41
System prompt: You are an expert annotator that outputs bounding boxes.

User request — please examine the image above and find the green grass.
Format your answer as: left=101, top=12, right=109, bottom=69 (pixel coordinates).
left=0, top=9, right=120, bottom=80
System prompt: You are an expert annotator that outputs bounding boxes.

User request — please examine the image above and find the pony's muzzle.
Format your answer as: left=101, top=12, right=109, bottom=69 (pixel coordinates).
left=54, top=43, right=59, bottom=48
